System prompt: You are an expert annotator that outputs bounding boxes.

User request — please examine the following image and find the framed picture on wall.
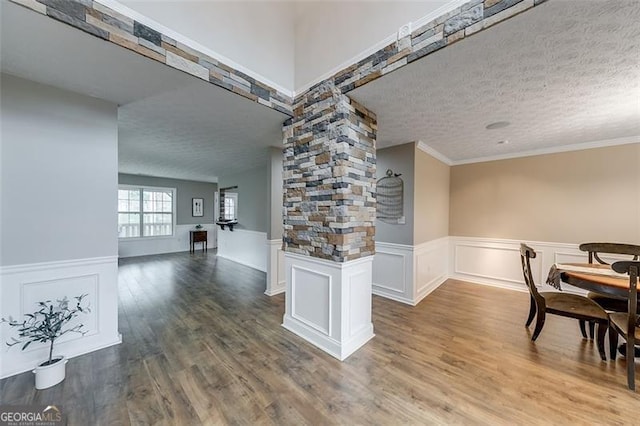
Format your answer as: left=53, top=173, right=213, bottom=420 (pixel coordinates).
left=192, top=198, right=204, bottom=217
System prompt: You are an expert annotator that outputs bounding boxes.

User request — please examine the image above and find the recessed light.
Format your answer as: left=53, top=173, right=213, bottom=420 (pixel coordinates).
left=497, top=140, right=509, bottom=145
left=485, top=121, right=511, bottom=130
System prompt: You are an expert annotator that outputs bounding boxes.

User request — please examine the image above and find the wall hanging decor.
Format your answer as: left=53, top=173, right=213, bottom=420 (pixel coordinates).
left=377, top=169, right=404, bottom=224
left=192, top=198, right=204, bottom=217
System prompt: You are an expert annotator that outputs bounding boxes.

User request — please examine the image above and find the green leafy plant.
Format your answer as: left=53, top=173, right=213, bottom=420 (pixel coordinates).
left=2, top=294, right=90, bottom=366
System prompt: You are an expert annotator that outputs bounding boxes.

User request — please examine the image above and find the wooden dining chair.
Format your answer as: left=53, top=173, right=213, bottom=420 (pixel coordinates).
left=608, top=260, right=640, bottom=390
left=578, top=243, right=640, bottom=337
left=520, top=244, right=608, bottom=360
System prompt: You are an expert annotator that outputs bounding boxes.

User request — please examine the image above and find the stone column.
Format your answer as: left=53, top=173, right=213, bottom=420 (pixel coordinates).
left=281, top=81, right=376, bottom=360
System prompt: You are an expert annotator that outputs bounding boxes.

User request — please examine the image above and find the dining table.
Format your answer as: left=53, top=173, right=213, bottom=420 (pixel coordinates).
left=546, top=262, right=630, bottom=298
left=546, top=262, right=639, bottom=356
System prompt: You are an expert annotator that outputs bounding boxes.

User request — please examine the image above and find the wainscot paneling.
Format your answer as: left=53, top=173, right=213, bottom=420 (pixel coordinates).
left=449, top=237, right=599, bottom=294
left=118, top=224, right=217, bottom=258
left=373, top=237, right=449, bottom=306
left=265, top=239, right=286, bottom=296
left=414, top=237, right=449, bottom=304
left=372, top=242, right=414, bottom=304
left=217, top=229, right=267, bottom=272
left=282, top=252, right=374, bottom=361
left=0, top=256, right=121, bottom=378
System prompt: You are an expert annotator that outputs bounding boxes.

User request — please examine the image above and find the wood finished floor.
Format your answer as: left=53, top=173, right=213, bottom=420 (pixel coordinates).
left=1, top=252, right=639, bottom=425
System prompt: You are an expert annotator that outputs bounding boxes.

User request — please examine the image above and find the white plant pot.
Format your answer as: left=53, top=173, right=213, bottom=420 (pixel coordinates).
left=33, top=356, right=67, bottom=390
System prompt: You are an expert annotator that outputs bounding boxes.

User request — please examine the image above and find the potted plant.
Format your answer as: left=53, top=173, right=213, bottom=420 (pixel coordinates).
left=1, top=294, right=90, bottom=389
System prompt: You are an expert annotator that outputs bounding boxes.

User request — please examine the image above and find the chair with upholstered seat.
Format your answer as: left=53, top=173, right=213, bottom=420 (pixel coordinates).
left=520, top=244, right=608, bottom=360
left=578, top=242, right=640, bottom=337
left=608, top=260, right=640, bottom=390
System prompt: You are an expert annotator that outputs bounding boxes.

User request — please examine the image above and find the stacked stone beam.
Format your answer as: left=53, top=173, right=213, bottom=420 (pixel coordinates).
left=283, top=82, right=376, bottom=262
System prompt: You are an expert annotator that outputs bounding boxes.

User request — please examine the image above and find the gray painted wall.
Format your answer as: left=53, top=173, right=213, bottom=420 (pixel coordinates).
left=267, top=147, right=284, bottom=240
left=218, top=165, right=268, bottom=233
left=376, top=143, right=415, bottom=245
left=118, top=174, right=217, bottom=225
left=1, top=74, right=118, bottom=265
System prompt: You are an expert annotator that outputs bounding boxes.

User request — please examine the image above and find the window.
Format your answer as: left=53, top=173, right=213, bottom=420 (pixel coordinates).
left=118, top=186, right=175, bottom=238
left=223, top=192, right=238, bottom=221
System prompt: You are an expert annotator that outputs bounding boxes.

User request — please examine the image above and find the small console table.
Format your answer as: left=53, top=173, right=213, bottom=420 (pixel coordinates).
left=190, top=230, right=207, bottom=253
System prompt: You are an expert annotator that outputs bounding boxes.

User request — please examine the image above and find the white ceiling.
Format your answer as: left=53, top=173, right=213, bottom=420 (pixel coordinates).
left=1, top=1, right=287, bottom=183
left=350, top=0, right=640, bottom=163
left=118, top=79, right=286, bottom=182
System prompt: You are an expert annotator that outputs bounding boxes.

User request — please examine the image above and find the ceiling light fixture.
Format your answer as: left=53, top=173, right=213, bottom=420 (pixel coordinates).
left=485, top=121, right=511, bottom=130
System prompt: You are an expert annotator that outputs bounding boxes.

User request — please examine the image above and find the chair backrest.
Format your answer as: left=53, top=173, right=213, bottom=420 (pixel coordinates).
left=611, top=261, right=639, bottom=334
left=520, top=244, right=541, bottom=298
left=579, top=242, right=640, bottom=265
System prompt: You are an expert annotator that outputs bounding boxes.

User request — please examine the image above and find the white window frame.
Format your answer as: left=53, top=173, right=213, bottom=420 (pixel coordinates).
left=118, top=184, right=177, bottom=240
left=223, top=192, right=238, bottom=221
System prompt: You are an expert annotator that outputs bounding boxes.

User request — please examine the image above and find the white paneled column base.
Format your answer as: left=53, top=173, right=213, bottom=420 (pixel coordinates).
left=282, top=252, right=374, bottom=361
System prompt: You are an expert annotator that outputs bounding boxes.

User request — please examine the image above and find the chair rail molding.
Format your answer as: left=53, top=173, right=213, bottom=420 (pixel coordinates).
left=0, top=256, right=121, bottom=378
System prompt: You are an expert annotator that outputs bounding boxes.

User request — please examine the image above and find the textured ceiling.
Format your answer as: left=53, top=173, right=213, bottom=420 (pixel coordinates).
left=4, top=0, right=640, bottom=179
left=118, top=79, right=287, bottom=182
left=350, top=0, right=640, bottom=162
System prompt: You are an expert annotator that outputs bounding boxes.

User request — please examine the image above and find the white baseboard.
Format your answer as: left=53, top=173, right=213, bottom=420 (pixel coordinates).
left=217, top=229, right=268, bottom=272
left=0, top=256, right=121, bottom=378
left=282, top=314, right=374, bottom=361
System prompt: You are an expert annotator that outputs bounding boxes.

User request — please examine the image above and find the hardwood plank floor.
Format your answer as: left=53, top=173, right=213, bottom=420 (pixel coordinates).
left=1, top=252, right=639, bottom=425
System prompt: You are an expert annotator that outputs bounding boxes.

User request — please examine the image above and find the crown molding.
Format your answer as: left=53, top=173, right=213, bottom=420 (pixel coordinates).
left=415, top=136, right=640, bottom=167
left=102, top=0, right=294, bottom=98
left=450, top=135, right=640, bottom=166
left=416, top=141, right=454, bottom=166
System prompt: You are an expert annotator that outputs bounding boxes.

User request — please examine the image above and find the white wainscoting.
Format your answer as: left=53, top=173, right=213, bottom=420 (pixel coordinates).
left=449, top=237, right=596, bottom=294
left=282, top=252, right=374, bottom=361
left=0, top=256, right=121, bottom=378
left=217, top=229, right=267, bottom=272
left=372, top=242, right=414, bottom=304
left=373, top=237, right=449, bottom=306
left=118, top=224, right=217, bottom=258
left=414, top=238, right=449, bottom=303
left=265, top=239, right=286, bottom=296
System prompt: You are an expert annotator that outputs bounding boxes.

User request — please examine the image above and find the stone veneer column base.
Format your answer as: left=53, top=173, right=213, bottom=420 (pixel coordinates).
left=282, top=252, right=374, bottom=361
